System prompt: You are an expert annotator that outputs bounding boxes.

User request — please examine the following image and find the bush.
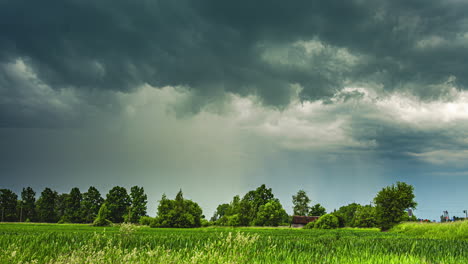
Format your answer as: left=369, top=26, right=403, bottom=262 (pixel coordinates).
left=201, top=219, right=211, bottom=227
left=303, top=221, right=315, bottom=229
left=332, top=213, right=346, bottom=228
left=149, top=219, right=161, bottom=228
left=216, top=216, right=228, bottom=226
left=139, top=216, right=154, bottom=226
left=58, top=216, right=71, bottom=224
left=227, top=214, right=241, bottom=227
left=93, top=203, right=112, bottom=227
left=93, top=217, right=112, bottom=227
left=353, top=205, right=377, bottom=228
left=314, top=214, right=339, bottom=229
left=152, top=191, right=203, bottom=228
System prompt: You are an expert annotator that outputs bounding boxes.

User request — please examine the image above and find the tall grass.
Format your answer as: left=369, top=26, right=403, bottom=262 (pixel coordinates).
left=391, top=221, right=468, bottom=240
left=1, top=223, right=467, bottom=263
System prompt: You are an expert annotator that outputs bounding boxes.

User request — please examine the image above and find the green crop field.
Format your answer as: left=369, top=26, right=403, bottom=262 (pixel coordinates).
left=1, top=222, right=468, bottom=264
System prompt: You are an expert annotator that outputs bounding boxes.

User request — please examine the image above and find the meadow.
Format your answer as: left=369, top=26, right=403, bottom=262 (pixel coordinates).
left=1, top=222, right=468, bottom=264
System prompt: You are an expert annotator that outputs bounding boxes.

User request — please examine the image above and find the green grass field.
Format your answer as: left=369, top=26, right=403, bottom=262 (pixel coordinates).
left=1, top=222, right=467, bottom=263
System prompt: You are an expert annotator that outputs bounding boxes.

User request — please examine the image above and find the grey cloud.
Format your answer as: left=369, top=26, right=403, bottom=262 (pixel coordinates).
left=1, top=0, right=468, bottom=127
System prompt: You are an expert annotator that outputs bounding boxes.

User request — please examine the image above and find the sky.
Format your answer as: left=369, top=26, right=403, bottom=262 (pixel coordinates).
left=1, top=0, right=468, bottom=221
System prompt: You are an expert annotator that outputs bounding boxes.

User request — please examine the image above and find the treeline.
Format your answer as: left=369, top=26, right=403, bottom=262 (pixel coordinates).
left=1, top=182, right=417, bottom=230
left=298, top=182, right=418, bottom=230
left=0, top=186, right=147, bottom=224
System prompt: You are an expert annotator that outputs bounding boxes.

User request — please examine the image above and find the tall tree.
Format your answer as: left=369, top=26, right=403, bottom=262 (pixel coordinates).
left=21, top=187, right=36, bottom=222
left=254, top=199, right=288, bottom=226
left=211, top=195, right=242, bottom=224
left=309, top=203, right=326, bottom=216
left=65, top=187, right=83, bottom=223
left=55, top=193, right=69, bottom=222
left=334, top=203, right=360, bottom=227
left=211, top=203, right=230, bottom=222
left=81, top=186, right=104, bottom=223
left=353, top=205, right=377, bottom=228
left=153, top=190, right=203, bottom=228
left=127, top=186, right=147, bottom=223
left=36, top=188, right=58, bottom=223
left=240, top=184, right=274, bottom=225
left=292, top=190, right=311, bottom=216
left=374, top=182, right=417, bottom=231
left=105, top=186, right=130, bottom=223
left=0, top=189, right=18, bottom=222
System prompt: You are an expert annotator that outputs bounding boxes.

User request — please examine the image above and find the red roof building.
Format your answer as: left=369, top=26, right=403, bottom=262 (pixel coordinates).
left=291, top=215, right=320, bottom=228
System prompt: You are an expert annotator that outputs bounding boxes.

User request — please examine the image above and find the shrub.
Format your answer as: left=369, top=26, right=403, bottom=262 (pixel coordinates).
left=332, top=213, right=346, bottom=228
left=314, top=214, right=339, bottom=229
left=201, top=219, right=211, bottom=227
left=93, top=203, right=112, bottom=227
left=227, top=214, right=241, bottom=227
left=139, top=216, right=154, bottom=226
left=58, top=216, right=71, bottom=224
left=216, top=216, right=229, bottom=226
left=303, top=221, right=315, bottom=229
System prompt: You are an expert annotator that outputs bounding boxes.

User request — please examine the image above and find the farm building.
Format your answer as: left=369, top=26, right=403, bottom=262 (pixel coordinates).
left=291, top=216, right=320, bottom=228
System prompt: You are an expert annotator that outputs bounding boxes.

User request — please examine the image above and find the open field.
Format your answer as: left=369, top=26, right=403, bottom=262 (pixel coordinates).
left=1, top=223, right=468, bottom=264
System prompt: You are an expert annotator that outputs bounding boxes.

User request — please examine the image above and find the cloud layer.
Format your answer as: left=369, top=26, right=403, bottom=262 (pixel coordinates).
left=2, top=0, right=468, bottom=112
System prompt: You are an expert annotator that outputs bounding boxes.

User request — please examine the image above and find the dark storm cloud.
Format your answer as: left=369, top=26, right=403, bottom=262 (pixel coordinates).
left=351, top=120, right=465, bottom=159
left=1, top=0, right=468, bottom=117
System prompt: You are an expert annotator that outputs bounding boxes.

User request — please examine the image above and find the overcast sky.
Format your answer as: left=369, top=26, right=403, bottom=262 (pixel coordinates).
left=1, top=0, right=468, bottom=220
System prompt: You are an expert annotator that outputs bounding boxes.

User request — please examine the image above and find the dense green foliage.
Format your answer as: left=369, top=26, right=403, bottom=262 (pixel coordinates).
left=21, top=187, right=36, bottom=222
left=105, top=186, right=131, bottom=223
left=55, top=193, right=69, bottom=223
left=93, top=203, right=112, bottom=227
left=1, top=223, right=468, bottom=263
left=81, top=187, right=104, bottom=223
left=334, top=203, right=361, bottom=227
left=0, top=189, right=18, bottom=222
left=303, top=221, right=315, bottom=229
left=152, top=190, right=203, bottom=228
left=253, top=199, right=288, bottom=226
left=292, top=190, right=310, bottom=216
left=374, top=182, right=417, bottom=230
left=127, top=186, right=148, bottom=223
left=0, top=186, right=146, bottom=224
left=64, top=188, right=83, bottom=223
left=213, top=184, right=288, bottom=226
left=36, top=188, right=59, bottom=223
left=139, top=216, right=155, bottom=226
left=354, top=205, right=378, bottom=228
left=309, top=203, right=326, bottom=216
left=314, top=214, right=340, bottom=229
left=334, top=203, right=379, bottom=228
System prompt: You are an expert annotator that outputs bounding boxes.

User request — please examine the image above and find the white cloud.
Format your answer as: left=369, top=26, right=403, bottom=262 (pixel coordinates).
left=408, top=150, right=468, bottom=166
left=415, top=33, right=468, bottom=50
left=259, top=38, right=363, bottom=71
